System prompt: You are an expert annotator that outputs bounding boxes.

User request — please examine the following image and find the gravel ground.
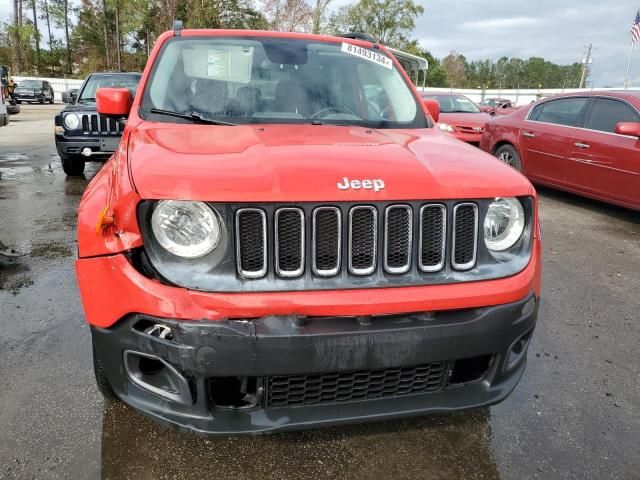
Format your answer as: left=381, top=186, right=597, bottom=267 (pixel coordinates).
left=0, top=104, right=639, bottom=480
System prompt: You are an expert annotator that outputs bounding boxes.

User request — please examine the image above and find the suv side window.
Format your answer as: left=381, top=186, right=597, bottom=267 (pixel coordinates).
left=584, top=98, right=639, bottom=133
left=530, top=97, right=589, bottom=127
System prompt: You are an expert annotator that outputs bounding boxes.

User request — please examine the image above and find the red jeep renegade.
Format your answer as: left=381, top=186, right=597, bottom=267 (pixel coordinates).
left=76, top=26, right=542, bottom=434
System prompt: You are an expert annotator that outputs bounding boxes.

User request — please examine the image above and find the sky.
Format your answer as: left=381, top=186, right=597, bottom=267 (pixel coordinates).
left=1, top=0, right=639, bottom=87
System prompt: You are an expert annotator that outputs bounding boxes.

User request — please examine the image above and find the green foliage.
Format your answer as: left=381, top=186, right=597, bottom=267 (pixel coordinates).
left=328, top=0, right=424, bottom=49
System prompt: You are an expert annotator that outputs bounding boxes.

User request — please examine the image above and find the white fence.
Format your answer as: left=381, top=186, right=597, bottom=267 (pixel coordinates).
left=11, top=75, right=638, bottom=106
left=13, top=76, right=84, bottom=102
left=418, top=87, right=640, bottom=107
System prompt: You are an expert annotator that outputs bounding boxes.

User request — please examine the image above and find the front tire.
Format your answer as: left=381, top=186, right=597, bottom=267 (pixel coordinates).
left=494, top=144, right=522, bottom=172
left=60, top=154, right=85, bottom=176
left=39, top=95, right=45, bottom=104
left=92, top=341, right=118, bottom=401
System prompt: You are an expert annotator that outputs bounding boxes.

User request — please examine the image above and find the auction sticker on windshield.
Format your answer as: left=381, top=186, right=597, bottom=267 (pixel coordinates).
left=341, top=43, right=393, bottom=70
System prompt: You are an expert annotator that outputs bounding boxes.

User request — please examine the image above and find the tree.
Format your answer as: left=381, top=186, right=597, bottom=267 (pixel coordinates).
left=261, top=0, right=313, bottom=32
left=328, top=0, right=424, bottom=49
left=49, top=0, right=73, bottom=74
left=311, top=0, right=331, bottom=34
left=442, top=50, right=466, bottom=87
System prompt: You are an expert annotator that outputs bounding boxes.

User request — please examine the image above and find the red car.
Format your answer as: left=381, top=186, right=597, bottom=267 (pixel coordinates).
left=479, top=98, right=518, bottom=116
left=421, top=91, right=492, bottom=145
left=76, top=25, right=542, bottom=434
left=481, top=91, right=640, bottom=210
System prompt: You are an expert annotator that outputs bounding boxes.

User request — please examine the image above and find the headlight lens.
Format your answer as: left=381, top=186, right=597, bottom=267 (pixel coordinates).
left=438, top=122, right=455, bottom=133
left=484, top=197, right=525, bottom=251
left=63, top=113, right=80, bottom=130
left=151, top=201, right=221, bottom=258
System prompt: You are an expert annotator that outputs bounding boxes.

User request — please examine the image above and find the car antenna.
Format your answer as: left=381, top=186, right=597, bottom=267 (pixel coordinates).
left=172, top=19, right=183, bottom=37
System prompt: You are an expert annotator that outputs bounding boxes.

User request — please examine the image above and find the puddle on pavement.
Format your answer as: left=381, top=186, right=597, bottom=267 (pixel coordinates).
left=29, top=241, right=72, bottom=259
left=64, top=177, right=89, bottom=196
left=0, top=260, right=33, bottom=295
left=99, top=402, right=499, bottom=479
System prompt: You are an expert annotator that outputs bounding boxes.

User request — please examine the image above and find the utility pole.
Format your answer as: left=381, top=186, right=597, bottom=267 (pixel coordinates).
left=579, top=43, right=593, bottom=89
left=115, top=1, right=121, bottom=72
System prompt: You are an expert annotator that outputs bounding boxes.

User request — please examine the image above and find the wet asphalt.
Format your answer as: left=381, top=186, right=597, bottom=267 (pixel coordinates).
left=0, top=105, right=639, bottom=480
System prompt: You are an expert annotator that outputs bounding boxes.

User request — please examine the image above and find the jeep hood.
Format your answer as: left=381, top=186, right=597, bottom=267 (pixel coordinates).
left=127, top=123, right=533, bottom=202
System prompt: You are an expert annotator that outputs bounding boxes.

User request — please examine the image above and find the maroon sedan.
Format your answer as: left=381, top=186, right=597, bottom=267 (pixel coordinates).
left=421, top=92, right=492, bottom=145
left=480, top=91, right=640, bottom=211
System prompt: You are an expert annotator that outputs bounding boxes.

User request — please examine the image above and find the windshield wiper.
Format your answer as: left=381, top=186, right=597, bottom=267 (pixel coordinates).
left=148, top=108, right=237, bottom=126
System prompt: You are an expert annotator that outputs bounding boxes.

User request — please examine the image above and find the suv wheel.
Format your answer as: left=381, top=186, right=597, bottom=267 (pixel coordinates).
left=60, top=154, right=86, bottom=176
left=39, top=95, right=45, bottom=104
left=92, top=341, right=118, bottom=401
left=494, top=144, right=522, bottom=172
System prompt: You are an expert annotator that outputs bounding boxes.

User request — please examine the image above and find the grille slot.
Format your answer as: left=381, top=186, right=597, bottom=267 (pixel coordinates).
left=419, top=204, right=446, bottom=272
left=312, top=207, right=341, bottom=276
left=275, top=208, right=305, bottom=277
left=266, top=362, right=449, bottom=408
left=384, top=205, right=412, bottom=274
left=348, top=206, right=377, bottom=275
left=452, top=203, right=478, bottom=270
left=235, top=209, right=267, bottom=278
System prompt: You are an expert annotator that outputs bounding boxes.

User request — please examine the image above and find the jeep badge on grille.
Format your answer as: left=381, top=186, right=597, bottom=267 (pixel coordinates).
left=337, top=177, right=385, bottom=192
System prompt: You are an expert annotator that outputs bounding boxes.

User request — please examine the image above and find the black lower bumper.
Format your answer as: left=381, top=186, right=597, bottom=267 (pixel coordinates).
left=55, top=137, right=115, bottom=160
left=92, top=293, right=539, bottom=435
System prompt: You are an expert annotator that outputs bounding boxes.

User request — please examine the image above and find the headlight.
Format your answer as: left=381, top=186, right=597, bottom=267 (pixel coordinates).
left=484, top=197, right=525, bottom=251
left=63, top=113, right=80, bottom=130
left=438, top=122, right=455, bottom=133
left=151, top=201, right=221, bottom=258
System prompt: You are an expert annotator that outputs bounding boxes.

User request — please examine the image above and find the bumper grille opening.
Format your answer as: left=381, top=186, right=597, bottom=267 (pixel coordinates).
left=449, top=355, right=492, bottom=385
left=209, top=376, right=259, bottom=409
left=266, top=362, right=448, bottom=408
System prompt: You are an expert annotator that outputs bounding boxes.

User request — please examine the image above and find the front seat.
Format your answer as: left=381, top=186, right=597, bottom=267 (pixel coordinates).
left=274, top=80, right=310, bottom=117
left=192, top=78, right=229, bottom=115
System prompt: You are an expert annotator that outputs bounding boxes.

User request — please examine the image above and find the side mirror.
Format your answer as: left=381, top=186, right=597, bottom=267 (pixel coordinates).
left=97, top=87, right=132, bottom=117
left=423, top=98, right=440, bottom=123
left=614, top=122, right=640, bottom=138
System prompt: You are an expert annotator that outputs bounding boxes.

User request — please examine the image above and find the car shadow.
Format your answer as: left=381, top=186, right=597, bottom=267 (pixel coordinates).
left=536, top=185, right=639, bottom=224
left=99, top=402, right=501, bottom=479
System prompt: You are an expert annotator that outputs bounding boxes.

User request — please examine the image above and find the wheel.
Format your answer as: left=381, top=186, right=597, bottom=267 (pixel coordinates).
left=60, top=154, right=86, bottom=176
left=39, top=95, right=45, bottom=104
left=494, top=144, right=522, bottom=172
left=1, top=114, right=8, bottom=126
left=92, top=340, right=118, bottom=401
left=49, top=96, right=54, bottom=104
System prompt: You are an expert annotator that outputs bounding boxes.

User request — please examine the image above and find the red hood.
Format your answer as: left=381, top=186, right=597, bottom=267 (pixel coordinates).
left=127, top=122, right=533, bottom=202
left=439, top=112, right=492, bottom=128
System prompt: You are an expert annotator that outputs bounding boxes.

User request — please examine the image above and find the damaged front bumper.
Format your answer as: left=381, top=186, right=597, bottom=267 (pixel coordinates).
left=92, top=293, right=538, bottom=435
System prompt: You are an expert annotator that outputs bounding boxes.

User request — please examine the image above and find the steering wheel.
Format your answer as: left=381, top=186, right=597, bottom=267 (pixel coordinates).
left=310, top=106, right=357, bottom=119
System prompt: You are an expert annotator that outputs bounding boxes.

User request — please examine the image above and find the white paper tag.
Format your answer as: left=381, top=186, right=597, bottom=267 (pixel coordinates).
left=207, top=49, right=230, bottom=78
left=341, top=43, right=393, bottom=70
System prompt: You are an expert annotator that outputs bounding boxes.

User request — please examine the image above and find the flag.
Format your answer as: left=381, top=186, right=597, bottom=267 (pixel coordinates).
left=632, top=10, right=640, bottom=43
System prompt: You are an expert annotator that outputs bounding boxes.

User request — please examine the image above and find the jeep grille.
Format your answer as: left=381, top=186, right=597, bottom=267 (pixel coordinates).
left=81, top=113, right=122, bottom=135
left=234, top=202, right=478, bottom=279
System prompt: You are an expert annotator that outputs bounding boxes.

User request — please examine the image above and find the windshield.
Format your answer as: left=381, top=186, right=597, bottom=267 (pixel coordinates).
left=423, top=94, right=481, bottom=114
left=78, top=74, right=141, bottom=102
left=141, top=37, right=426, bottom=128
left=20, top=80, right=42, bottom=89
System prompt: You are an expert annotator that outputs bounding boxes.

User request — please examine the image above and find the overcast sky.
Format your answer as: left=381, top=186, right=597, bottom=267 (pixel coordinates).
left=1, top=0, right=639, bottom=86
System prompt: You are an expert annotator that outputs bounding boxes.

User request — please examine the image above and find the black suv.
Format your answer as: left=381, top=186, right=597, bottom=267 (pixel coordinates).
left=54, top=72, right=141, bottom=176
left=14, top=79, right=55, bottom=104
